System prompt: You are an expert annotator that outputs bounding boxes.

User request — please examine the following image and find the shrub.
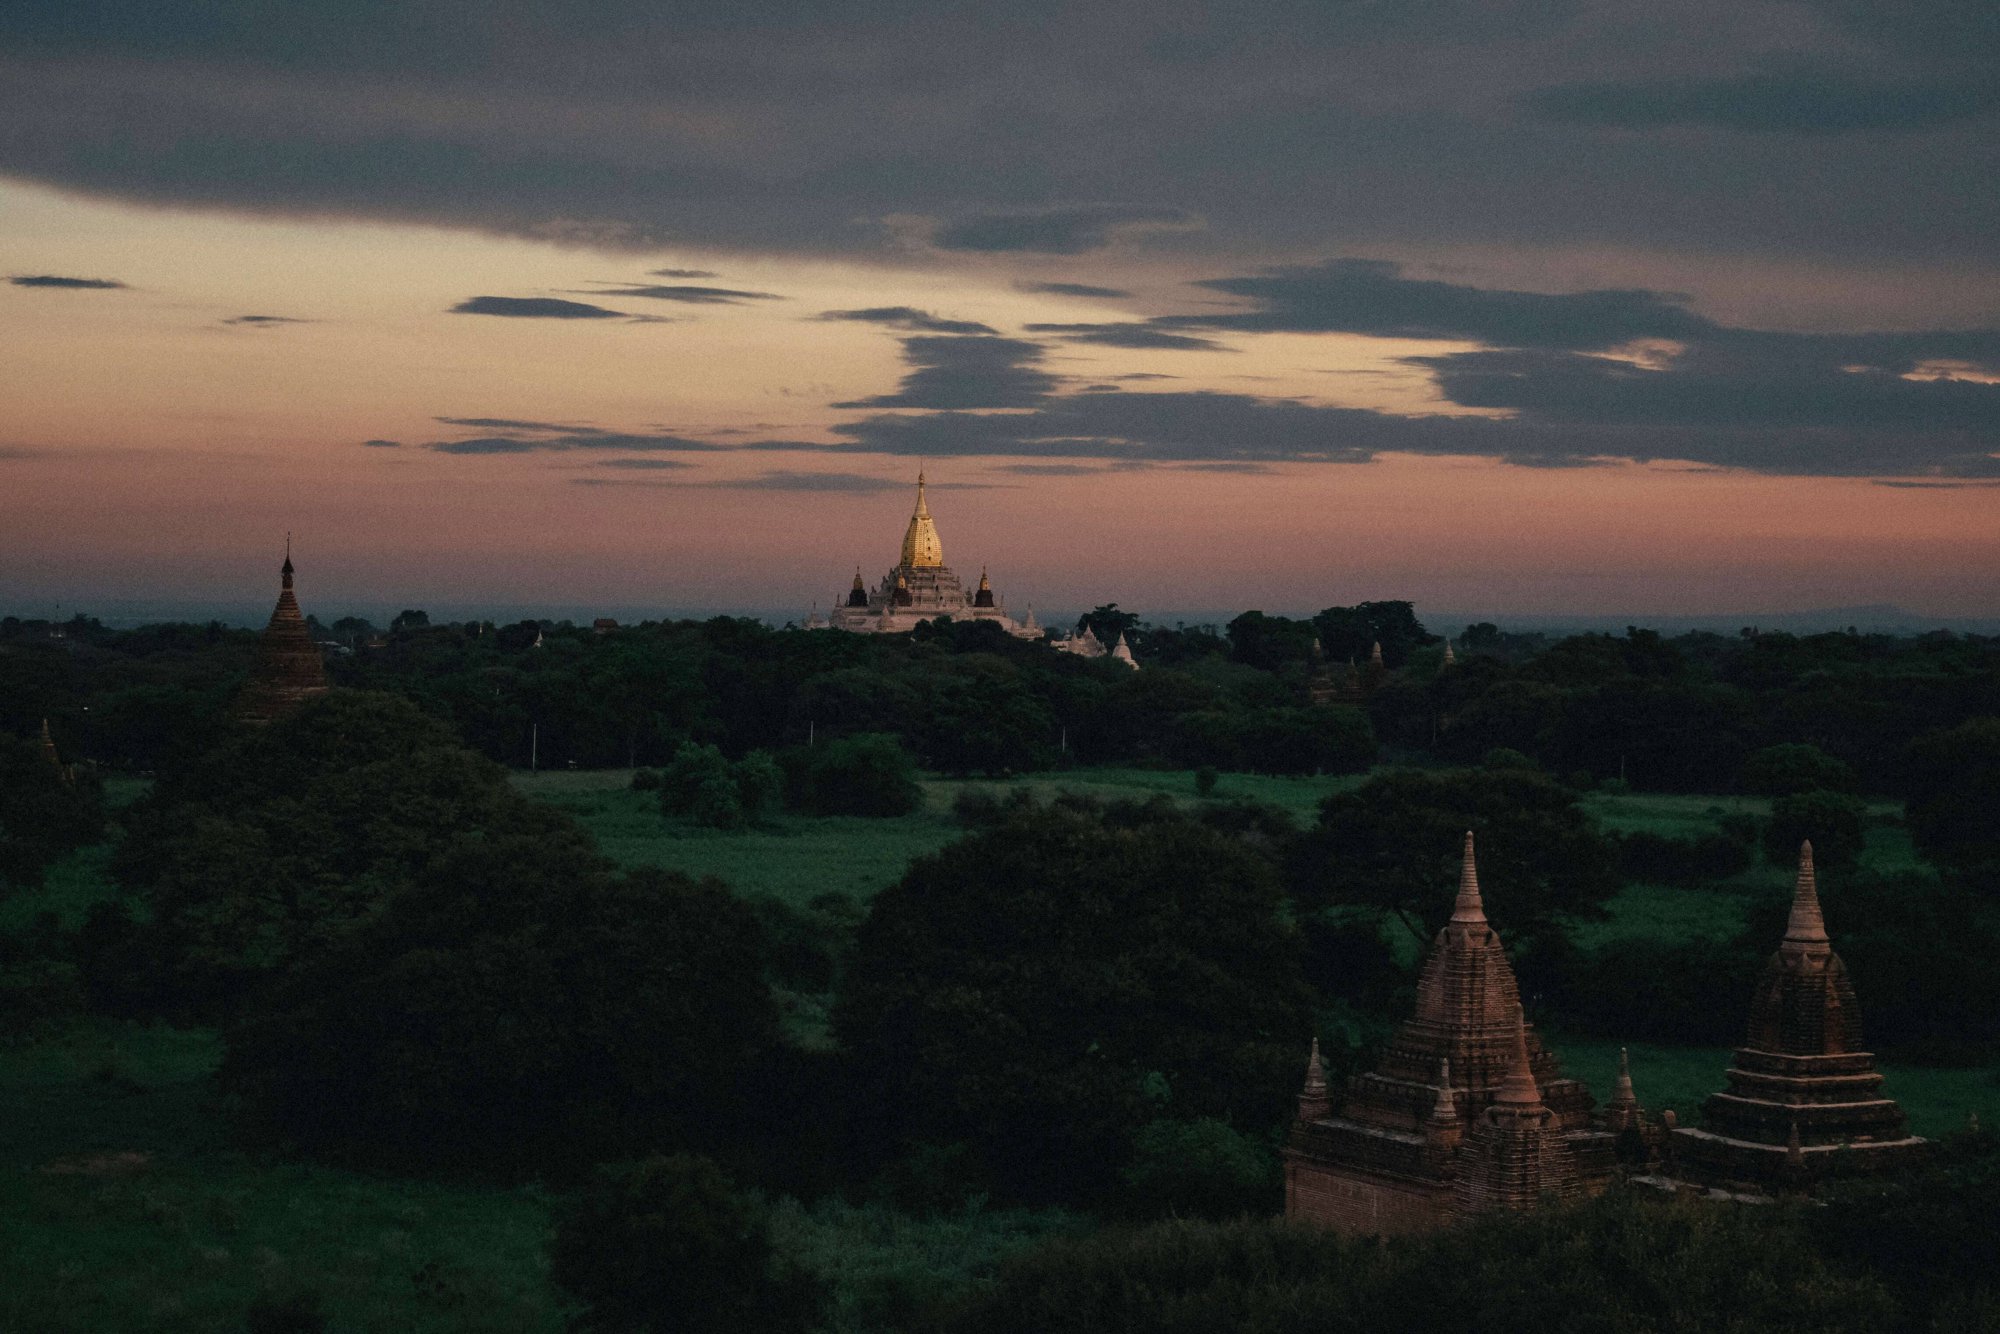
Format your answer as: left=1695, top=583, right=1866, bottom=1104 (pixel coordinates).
left=1194, top=766, right=1219, bottom=797
left=628, top=767, right=662, bottom=791
left=1481, top=747, right=1537, bottom=772
left=550, top=1154, right=822, bottom=1334
left=0, top=730, right=105, bottom=893
left=1121, top=1118, right=1276, bottom=1219
left=791, top=733, right=923, bottom=817
left=1902, top=718, right=2000, bottom=875
left=1614, top=830, right=1752, bottom=883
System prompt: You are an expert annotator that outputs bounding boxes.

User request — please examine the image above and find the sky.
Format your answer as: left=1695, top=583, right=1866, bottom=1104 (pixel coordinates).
left=2, top=0, right=1997, bottom=625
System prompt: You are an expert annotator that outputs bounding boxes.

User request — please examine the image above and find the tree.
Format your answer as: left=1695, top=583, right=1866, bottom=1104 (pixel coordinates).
left=1312, top=600, right=1434, bottom=668
left=1743, top=743, right=1859, bottom=796
left=102, top=691, right=553, bottom=1015
left=788, top=733, right=923, bottom=816
left=222, top=848, right=780, bottom=1174
left=1289, top=768, right=1619, bottom=946
left=1077, top=603, right=1140, bottom=644
left=550, top=1154, right=822, bottom=1334
left=1764, top=789, right=1867, bottom=872
left=390, top=609, right=431, bottom=631
left=1902, top=718, right=2000, bottom=875
left=834, top=797, right=1312, bottom=1202
left=0, top=730, right=104, bottom=893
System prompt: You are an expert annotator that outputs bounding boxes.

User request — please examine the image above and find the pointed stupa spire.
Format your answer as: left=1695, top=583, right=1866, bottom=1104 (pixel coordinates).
left=39, top=718, right=62, bottom=769
left=1450, top=829, right=1488, bottom=926
left=1369, top=640, right=1384, bottom=667
left=1612, top=1047, right=1636, bottom=1107
left=1430, top=1058, right=1459, bottom=1122
left=1782, top=840, right=1830, bottom=949
left=1297, top=1037, right=1333, bottom=1121
left=1493, top=1004, right=1544, bottom=1108
left=1442, top=638, right=1456, bottom=666
left=899, top=469, right=944, bottom=567
left=281, top=532, right=295, bottom=588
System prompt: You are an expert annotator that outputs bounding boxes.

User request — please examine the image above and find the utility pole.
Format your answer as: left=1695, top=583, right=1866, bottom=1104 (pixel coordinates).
left=532, top=723, right=539, bottom=773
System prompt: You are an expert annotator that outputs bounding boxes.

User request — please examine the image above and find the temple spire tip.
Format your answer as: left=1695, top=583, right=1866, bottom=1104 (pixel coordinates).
left=1451, top=830, right=1487, bottom=925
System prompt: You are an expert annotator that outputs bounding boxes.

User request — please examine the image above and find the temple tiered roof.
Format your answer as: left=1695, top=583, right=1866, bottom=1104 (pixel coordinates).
left=234, top=542, right=329, bottom=725
left=1669, top=841, right=1927, bottom=1192
left=1285, top=833, right=1632, bottom=1235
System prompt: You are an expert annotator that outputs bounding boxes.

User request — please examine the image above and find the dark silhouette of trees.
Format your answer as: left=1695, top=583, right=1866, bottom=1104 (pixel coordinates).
left=834, top=796, right=1312, bottom=1202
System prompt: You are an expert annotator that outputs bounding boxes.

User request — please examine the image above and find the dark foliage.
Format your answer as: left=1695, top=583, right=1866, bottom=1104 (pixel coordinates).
left=1612, top=828, right=1754, bottom=884
left=785, top=732, right=924, bottom=816
left=549, top=1154, right=823, bottom=1334
left=0, top=730, right=104, bottom=892
left=933, top=1194, right=1898, bottom=1334
left=1762, top=789, right=1867, bottom=871
left=1741, top=742, right=1859, bottom=796
left=1902, top=717, right=2000, bottom=876
left=222, top=845, right=780, bottom=1175
left=1289, top=768, right=1620, bottom=945
left=834, top=796, right=1313, bottom=1204
left=97, top=691, right=560, bottom=1017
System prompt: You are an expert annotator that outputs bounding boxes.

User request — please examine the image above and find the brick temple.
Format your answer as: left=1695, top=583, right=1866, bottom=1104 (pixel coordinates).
left=233, top=542, right=329, bottom=725
left=1285, top=833, right=1652, bottom=1234
left=1665, top=841, right=1928, bottom=1193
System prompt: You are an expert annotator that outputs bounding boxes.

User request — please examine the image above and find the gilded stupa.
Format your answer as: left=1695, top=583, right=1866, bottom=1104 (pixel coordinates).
left=233, top=541, right=330, bottom=724
left=825, top=472, right=1039, bottom=637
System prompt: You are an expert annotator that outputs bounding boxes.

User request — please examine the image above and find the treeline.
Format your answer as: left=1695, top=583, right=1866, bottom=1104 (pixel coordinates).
left=5, top=605, right=1998, bottom=800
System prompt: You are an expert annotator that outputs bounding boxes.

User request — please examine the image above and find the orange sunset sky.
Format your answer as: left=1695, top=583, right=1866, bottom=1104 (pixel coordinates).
left=3, top=1, right=1997, bottom=625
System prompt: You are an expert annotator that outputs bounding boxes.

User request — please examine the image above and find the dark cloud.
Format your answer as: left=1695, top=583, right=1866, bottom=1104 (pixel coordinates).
left=1171, top=258, right=1715, bottom=350
left=451, top=295, right=628, bottom=318
left=361, top=438, right=402, bottom=448
left=435, top=416, right=608, bottom=432
left=1016, top=281, right=1133, bottom=299
left=1413, top=346, right=2000, bottom=437
left=1026, top=322, right=1230, bottom=351
left=835, top=334, right=1060, bottom=410
left=428, top=431, right=730, bottom=454
left=649, top=268, right=719, bottom=278
left=9, top=274, right=127, bottom=289
left=817, top=306, right=998, bottom=335
left=1526, top=70, right=2000, bottom=135
left=222, top=313, right=307, bottom=326
left=593, top=457, right=695, bottom=469
left=583, top=284, right=782, bottom=303
left=0, top=2, right=1994, bottom=270
left=932, top=205, right=1194, bottom=254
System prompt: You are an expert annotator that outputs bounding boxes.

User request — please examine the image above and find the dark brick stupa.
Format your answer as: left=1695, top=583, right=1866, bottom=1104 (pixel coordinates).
left=234, top=542, right=329, bottom=725
left=1285, top=833, right=1646, bottom=1234
left=1668, top=842, right=1928, bottom=1193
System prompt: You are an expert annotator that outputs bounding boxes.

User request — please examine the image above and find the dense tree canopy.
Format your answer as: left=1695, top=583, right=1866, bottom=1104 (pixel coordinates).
left=834, top=796, right=1313, bottom=1202
left=223, top=845, right=779, bottom=1173
left=0, top=729, right=104, bottom=892
left=1289, top=768, right=1620, bottom=945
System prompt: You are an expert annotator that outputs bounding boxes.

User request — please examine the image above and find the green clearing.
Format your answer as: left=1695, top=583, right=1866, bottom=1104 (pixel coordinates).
left=0, top=1023, right=564, bottom=1334
left=513, top=766, right=1362, bottom=910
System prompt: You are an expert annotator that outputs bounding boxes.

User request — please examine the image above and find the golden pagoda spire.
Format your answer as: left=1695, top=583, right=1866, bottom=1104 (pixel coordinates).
left=899, top=470, right=944, bottom=568
left=1493, top=1005, right=1544, bottom=1108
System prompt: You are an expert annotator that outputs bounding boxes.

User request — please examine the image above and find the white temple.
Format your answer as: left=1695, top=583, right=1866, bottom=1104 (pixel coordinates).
left=824, top=472, right=1042, bottom=638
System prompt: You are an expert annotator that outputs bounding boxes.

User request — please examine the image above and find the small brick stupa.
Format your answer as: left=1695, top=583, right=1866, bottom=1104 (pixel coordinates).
left=1285, top=833, right=1642, bottom=1234
left=234, top=541, right=329, bottom=725
left=1668, top=841, right=1927, bottom=1193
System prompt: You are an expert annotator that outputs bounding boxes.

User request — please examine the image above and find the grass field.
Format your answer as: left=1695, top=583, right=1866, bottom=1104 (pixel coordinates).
left=513, top=766, right=1364, bottom=910
left=0, top=1023, right=564, bottom=1334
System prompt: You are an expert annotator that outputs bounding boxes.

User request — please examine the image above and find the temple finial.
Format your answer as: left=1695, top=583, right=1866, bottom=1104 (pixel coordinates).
left=1782, top=840, right=1830, bottom=948
left=1494, top=1004, right=1542, bottom=1107
left=1451, top=830, right=1487, bottom=925
left=1369, top=640, right=1384, bottom=666
left=1430, top=1057, right=1458, bottom=1122
left=1610, top=1047, right=1636, bottom=1108
left=281, top=534, right=295, bottom=586
left=1297, top=1036, right=1332, bottom=1121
